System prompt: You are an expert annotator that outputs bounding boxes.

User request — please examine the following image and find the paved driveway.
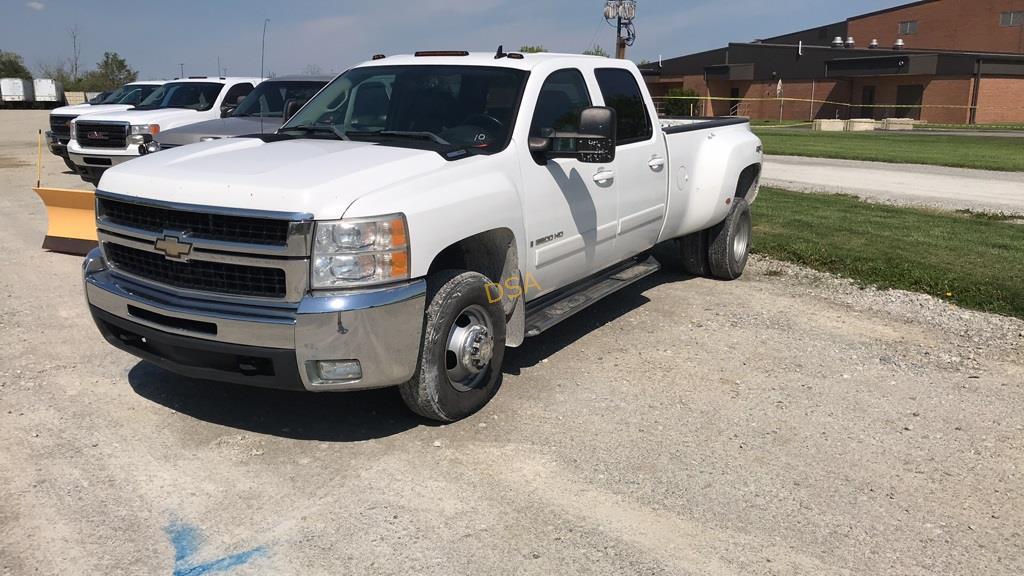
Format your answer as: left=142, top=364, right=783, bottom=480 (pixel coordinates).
left=762, top=155, right=1024, bottom=215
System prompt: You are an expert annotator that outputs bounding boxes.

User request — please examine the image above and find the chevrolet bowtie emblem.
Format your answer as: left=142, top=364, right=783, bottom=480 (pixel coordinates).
left=154, top=234, right=193, bottom=260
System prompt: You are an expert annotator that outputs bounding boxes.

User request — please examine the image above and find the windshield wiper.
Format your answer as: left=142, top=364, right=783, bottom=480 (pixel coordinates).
left=377, top=130, right=451, bottom=146
left=281, top=124, right=350, bottom=141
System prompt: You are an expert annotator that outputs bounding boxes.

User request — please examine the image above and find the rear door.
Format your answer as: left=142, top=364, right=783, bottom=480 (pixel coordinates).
left=520, top=68, right=619, bottom=297
left=594, top=67, right=668, bottom=261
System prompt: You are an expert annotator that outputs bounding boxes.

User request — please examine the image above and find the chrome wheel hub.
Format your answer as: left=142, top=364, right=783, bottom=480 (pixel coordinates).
left=733, top=212, right=751, bottom=260
left=445, top=305, right=494, bottom=391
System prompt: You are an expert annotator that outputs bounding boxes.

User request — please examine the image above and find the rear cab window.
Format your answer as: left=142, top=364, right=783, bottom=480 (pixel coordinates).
left=595, top=68, right=653, bottom=145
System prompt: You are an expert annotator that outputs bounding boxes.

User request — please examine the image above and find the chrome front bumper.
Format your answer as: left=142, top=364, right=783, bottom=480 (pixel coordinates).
left=45, top=131, right=69, bottom=156
left=83, top=249, right=426, bottom=392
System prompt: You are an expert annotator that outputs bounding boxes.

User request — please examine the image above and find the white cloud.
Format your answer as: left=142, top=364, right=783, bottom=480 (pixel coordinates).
left=26, top=1, right=45, bottom=11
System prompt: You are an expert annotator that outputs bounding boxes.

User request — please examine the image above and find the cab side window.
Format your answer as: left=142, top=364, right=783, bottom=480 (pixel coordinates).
left=530, top=69, right=591, bottom=138
left=224, top=83, right=254, bottom=106
left=595, top=68, right=652, bottom=145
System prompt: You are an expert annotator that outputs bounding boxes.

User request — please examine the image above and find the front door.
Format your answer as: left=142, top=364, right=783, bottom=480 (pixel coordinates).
left=860, top=86, right=876, bottom=119
left=520, top=68, right=619, bottom=298
left=595, top=67, right=669, bottom=262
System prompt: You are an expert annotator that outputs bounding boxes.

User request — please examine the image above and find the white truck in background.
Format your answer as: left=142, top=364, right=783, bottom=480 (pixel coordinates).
left=83, top=51, right=761, bottom=421
left=68, top=77, right=262, bottom=184
left=47, top=81, right=167, bottom=171
left=0, top=78, right=34, bottom=107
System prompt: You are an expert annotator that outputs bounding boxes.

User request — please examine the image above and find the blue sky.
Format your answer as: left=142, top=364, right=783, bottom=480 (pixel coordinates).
left=4, top=0, right=911, bottom=79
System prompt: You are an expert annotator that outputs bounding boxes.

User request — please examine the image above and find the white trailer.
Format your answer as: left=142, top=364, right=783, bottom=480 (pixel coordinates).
left=33, top=79, right=64, bottom=107
left=0, top=78, right=35, bottom=107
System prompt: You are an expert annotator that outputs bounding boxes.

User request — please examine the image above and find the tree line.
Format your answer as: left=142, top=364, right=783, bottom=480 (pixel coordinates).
left=2, top=24, right=137, bottom=92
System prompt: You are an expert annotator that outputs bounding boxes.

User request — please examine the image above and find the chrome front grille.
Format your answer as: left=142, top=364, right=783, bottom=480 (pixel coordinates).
left=96, top=192, right=313, bottom=303
left=76, top=121, right=128, bottom=148
left=104, top=243, right=288, bottom=299
left=50, top=114, right=76, bottom=137
left=98, top=197, right=292, bottom=246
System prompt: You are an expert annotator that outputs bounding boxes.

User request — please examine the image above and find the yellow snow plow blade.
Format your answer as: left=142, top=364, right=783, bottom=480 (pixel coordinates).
left=32, top=186, right=97, bottom=255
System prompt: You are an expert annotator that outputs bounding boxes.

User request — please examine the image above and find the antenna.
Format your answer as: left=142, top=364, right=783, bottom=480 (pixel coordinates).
left=260, top=18, right=270, bottom=79
left=494, top=45, right=506, bottom=60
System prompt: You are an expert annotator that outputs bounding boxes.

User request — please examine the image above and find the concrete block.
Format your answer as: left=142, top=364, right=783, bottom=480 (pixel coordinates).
left=813, top=119, right=846, bottom=132
left=846, top=119, right=878, bottom=132
left=881, top=118, right=916, bottom=131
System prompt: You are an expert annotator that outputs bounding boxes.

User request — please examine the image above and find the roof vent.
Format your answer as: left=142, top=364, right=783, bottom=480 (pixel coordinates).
left=869, top=39, right=879, bottom=49
left=831, top=36, right=844, bottom=48
left=845, top=37, right=855, bottom=48
left=893, top=38, right=905, bottom=50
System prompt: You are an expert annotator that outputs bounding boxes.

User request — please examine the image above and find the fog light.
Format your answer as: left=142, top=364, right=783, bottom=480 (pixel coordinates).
left=145, top=141, right=161, bottom=154
left=317, top=360, right=362, bottom=382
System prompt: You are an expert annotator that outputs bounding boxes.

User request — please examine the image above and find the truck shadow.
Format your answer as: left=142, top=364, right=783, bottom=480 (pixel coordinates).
left=128, top=363, right=423, bottom=442
left=504, top=266, right=693, bottom=374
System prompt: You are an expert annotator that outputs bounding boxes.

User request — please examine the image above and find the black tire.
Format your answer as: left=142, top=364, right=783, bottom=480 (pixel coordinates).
left=677, top=230, right=710, bottom=277
left=707, top=198, right=752, bottom=280
left=399, top=270, right=507, bottom=422
left=62, top=157, right=77, bottom=172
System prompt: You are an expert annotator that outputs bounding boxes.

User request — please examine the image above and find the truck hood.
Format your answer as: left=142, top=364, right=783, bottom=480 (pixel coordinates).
left=76, top=108, right=203, bottom=130
left=52, top=103, right=134, bottom=116
left=100, top=137, right=451, bottom=219
left=154, top=117, right=283, bottom=147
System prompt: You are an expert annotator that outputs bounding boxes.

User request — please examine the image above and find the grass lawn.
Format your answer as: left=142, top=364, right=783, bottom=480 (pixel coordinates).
left=753, top=129, right=1024, bottom=172
left=752, top=187, right=1024, bottom=319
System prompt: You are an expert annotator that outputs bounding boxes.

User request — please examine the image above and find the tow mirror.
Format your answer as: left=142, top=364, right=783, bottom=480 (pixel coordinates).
left=575, top=106, right=616, bottom=164
left=283, top=99, right=302, bottom=122
left=529, top=107, right=617, bottom=164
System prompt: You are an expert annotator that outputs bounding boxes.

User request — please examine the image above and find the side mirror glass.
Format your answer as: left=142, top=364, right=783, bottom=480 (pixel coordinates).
left=283, top=99, right=302, bottom=122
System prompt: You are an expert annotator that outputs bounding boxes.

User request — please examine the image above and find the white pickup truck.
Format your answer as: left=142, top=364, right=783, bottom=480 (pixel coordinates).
left=47, top=81, right=167, bottom=171
left=68, top=77, right=262, bottom=184
left=83, top=51, right=761, bottom=421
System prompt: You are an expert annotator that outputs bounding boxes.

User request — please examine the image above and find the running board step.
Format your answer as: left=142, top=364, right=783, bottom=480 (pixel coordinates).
left=524, top=256, right=661, bottom=337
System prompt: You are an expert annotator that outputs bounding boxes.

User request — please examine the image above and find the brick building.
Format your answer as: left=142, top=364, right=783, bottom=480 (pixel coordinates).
left=641, top=0, right=1024, bottom=124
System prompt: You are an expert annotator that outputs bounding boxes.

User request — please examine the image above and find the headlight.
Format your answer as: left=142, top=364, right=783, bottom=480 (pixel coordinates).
left=130, top=124, right=160, bottom=135
left=69, top=122, right=76, bottom=139
left=312, top=214, right=409, bottom=288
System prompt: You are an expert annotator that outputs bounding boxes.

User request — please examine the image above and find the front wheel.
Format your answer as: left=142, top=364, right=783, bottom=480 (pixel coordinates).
left=399, top=270, right=506, bottom=422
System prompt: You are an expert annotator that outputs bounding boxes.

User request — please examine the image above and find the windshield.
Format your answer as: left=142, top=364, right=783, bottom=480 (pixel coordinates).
left=101, top=84, right=160, bottom=105
left=134, top=82, right=224, bottom=111
left=233, top=80, right=326, bottom=118
left=282, top=65, right=527, bottom=154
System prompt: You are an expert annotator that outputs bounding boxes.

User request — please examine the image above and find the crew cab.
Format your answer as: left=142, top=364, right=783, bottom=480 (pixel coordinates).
left=68, top=77, right=262, bottom=184
left=46, top=81, right=167, bottom=170
left=153, top=75, right=331, bottom=150
left=83, top=51, right=761, bottom=422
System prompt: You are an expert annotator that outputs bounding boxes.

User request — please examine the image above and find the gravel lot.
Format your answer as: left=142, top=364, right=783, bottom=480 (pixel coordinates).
left=2, top=110, right=1023, bottom=575
left=762, top=155, right=1024, bottom=216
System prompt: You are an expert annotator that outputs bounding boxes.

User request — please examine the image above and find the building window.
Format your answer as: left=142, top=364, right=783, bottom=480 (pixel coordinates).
left=898, top=20, right=918, bottom=35
left=1000, top=11, right=1024, bottom=27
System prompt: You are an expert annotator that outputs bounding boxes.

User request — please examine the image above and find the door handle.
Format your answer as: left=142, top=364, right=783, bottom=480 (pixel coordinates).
left=648, top=157, right=666, bottom=170
left=593, top=170, right=615, bottom=184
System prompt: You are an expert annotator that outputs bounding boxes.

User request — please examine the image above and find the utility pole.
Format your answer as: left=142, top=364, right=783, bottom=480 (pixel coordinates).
left=179, top=63, right=184, bottom=78
left=604, top=1, right=637, bottom=59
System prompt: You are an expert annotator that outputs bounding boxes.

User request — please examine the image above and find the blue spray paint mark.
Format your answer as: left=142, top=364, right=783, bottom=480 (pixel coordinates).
left=164, top=520, right=267, bottom=576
